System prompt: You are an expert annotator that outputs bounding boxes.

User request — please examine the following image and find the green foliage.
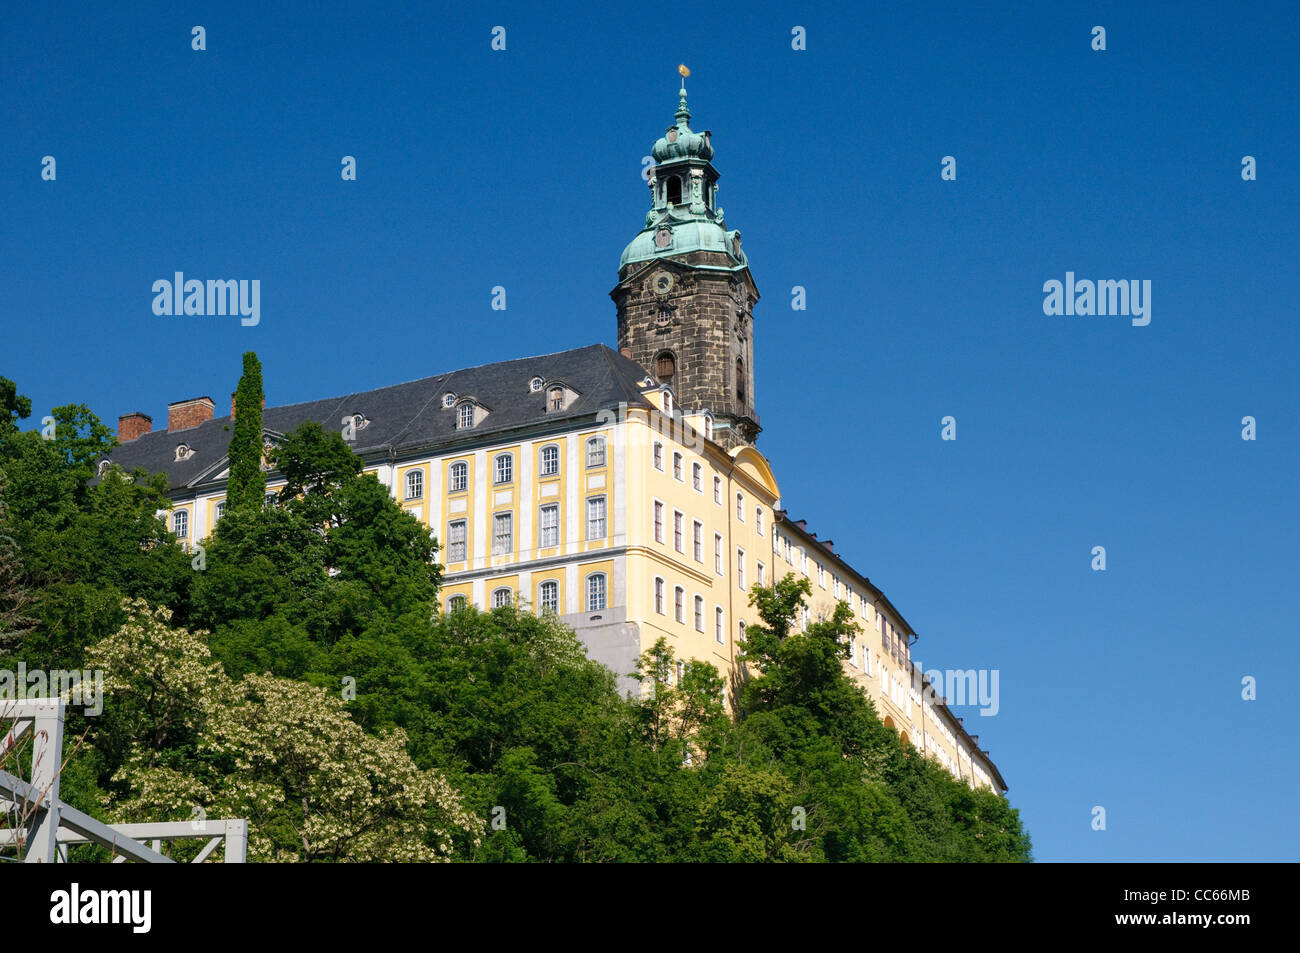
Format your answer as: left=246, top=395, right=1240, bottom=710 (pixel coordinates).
left=226, top=351, right=266, bottom=512
left=0, top=368, right=1032, bottom=863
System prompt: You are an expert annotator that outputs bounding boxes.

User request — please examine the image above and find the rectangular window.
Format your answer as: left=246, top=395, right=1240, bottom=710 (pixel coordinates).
left=539, top=581, right=559, bottom=613
left=586, top=439, right=606, bottom=468
left=693, top=520, right=702, bottom=562
left=540, top=445, right=560, bottom=476
left=493, top=513, right=513, bottom=555
left=587, top=496, right=606, bottom=540
left=587, top=574, right=606, bottom=611
left=447, top=520, right=467, bottom=562
left=673, top=452, right=683, bottom=481
left=714, top=533, right=723, bottom=575
left=757, top=561, right=765, bottom=586
left=653, top=442, right=663, bottom=470
left=737, top=548, right=745, bottom=590
left=539, top=504, right=559, bottom=548
left=674, top=587, right=684, bottom=623
left=673, top=511, right=683, bottom=553
left=713, top=476, right=721, bottom=504
left=692, top=463, right=702, bottom=491
left=694, top=595, right=704, bottom=632
left=655, top=577, right=665, bottom=614
left=736, top=493, right=744, bottom=521
left=654, top=501, right=664, bottom=543
left=714, top=607, right=724, bottom=644
left=494, top=454, right=513, bottom=485
left=755, top=508, right=763, bottom=535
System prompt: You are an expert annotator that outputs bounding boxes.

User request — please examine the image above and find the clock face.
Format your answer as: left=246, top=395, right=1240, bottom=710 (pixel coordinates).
left=651, top=271, right=674, bottom=295
left=655, top=228, right=672, bottom=249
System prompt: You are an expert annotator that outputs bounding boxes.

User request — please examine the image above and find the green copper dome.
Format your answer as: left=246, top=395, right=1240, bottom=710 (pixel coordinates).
left=620, top=82, right=747, bottom=274
left=652, top=86, right=714, bottom=162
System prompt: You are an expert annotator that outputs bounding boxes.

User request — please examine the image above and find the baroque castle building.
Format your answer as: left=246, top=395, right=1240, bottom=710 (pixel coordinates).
left=108, top=84, right=1006, bottom=794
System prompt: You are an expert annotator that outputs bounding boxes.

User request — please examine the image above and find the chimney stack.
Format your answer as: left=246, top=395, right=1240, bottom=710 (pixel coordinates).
left=167, top=396, right=215, bottom=432
left=118, top=412, right=152, bottom=442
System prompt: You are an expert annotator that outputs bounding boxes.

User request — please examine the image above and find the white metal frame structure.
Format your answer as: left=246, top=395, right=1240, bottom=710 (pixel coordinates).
left=1, top=698, right=246, bottom=863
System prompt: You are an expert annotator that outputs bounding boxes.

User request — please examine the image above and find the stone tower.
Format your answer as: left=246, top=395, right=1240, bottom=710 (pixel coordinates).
left=612, top=81, right=760, bottom=449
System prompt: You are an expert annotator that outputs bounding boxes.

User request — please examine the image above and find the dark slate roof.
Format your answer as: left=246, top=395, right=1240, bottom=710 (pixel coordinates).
left=107, top=344, right=655, bottom=492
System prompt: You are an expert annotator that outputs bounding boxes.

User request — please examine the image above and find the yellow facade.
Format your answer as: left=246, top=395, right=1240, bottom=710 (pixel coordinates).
left=163, top=384, right=1002, bottom=793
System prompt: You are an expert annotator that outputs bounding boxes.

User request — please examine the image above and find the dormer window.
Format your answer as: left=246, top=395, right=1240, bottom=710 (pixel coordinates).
left=97, top=459, right=111, bottom=477
left=457, top=402, right=475, bottom=430
left=175, top=444, right=194, bottom=462
left=548, top=387, right=564, bottom=412
left=348, top=413, right=369, bottom=433
left=443, top=393, right=457, bottom=409
left=529, top=377, right=544, bottom=392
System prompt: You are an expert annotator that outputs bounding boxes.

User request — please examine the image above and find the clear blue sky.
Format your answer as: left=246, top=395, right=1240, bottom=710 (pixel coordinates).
left=3, top=1, right=1296, bottom=861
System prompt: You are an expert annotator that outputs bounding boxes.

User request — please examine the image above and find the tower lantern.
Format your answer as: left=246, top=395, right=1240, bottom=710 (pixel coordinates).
left=612, top=72, right=760, bottom=449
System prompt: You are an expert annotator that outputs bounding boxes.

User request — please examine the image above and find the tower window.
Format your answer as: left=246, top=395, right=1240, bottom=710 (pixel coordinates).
left=655, top=351, right=676, bottom=382
left=666, top=176, right=682, bottom=206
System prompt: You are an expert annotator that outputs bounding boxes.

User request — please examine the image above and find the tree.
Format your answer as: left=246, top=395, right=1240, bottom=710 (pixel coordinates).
left=0, top=376, right=32, bottom=437
left=0, top=470, right=37, bottom=651
left=226, top=351, right=266, bottom=512
left=91, top=600, right=481, bottom=862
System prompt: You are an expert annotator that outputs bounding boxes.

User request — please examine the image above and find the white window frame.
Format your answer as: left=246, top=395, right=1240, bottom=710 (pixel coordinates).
left=586, top=496, right=606, bottom=540
left=404, top=469, right=424, bottom=501
left=494, top=453, right=513, bottom=485
left=540, top=444, right=560, bottom=476
left=447, top=519, right=467, bottom=562
left=493, top=512, right=513, bottom=555
left=449, top=461, right=468, bottom=492
left=654, top=576, right=665, bottom=614
left=539, top=503, right=560, bottom=549
left=586, top=437, right=606, bottom=469
left=539, top=580, right=559, bottom=614
left=586, top=572, right=607, bottom=611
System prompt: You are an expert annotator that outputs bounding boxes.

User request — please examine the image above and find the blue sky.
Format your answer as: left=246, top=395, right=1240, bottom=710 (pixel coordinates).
left=3, top=1, right=1296, bottom=861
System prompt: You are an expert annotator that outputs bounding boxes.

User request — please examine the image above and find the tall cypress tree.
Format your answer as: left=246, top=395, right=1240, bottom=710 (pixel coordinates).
left=226, top=351, right=266, bottom=512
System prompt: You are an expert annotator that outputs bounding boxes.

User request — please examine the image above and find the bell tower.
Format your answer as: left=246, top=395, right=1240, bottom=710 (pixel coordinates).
left=612, top=75, right=760, bottom=448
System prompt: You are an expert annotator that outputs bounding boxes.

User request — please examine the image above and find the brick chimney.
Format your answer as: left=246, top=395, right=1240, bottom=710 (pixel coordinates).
left=230, top=392, right=266, bottom=419
left=118, top=412, right=152, bottom=442
left=168, top=396, right=215, bottom=432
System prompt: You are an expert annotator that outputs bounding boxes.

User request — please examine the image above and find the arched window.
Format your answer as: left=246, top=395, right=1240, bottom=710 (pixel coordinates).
left=715, top=606, right=724, bottom=643
left=173, top=510, right=188, bottom=538
left=736, top=492, right=744, bottom=521
left=736, top=357, right=745, bottom=403
left=586, top=437, right=606, bottom=468
left=655, top=351, right=676, bottom=382
left=491, top=587, right=512, bottom=608
left=539, top=580, right=559, bottom=614
left=666, top=176, right=682, bottom=205
left=449, top=461, right=468, bottom=492
left=586, top=573, right=607, bottom=612
left=447, top=594, right=467, bottom=613
left=540, top=445, right=560, bottom=476
left=494, top=453, right=513, bottom=485
left=457, top=402, right=475, bottom=429
left=548, top=387, right=565, bottom=412
left=405, top=470, right=424, bottom=500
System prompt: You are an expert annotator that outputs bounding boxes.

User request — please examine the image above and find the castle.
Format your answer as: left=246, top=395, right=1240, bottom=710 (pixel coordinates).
left=108, top=82, right=1006, bottom=794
